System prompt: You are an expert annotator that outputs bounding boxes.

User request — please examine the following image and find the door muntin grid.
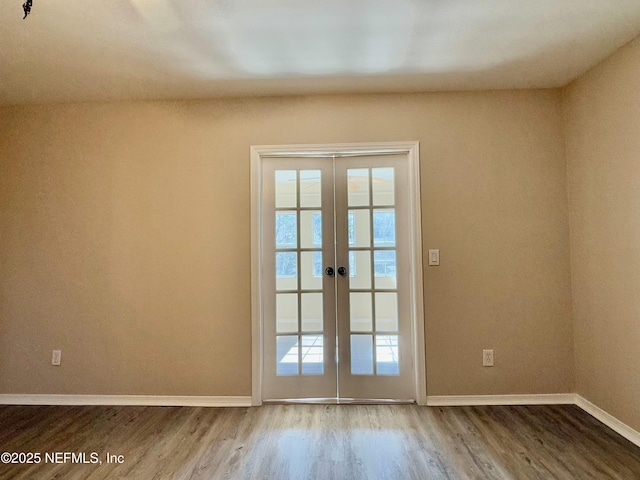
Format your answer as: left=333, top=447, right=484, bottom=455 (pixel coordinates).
left=274, top=169, right=326, bottom=376
left=263, top=154, right=414, bottom=401
left=345, top=167, right=400, bottom=376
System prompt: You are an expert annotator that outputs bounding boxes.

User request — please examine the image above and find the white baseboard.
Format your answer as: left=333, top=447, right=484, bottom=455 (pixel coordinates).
left=0, top=394, right=252, bottom=407
left=575, top=395, right=640, bottom=448
left=426, top=393, right=577, bottom=406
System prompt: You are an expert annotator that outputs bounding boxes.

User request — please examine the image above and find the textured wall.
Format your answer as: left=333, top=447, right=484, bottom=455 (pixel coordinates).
left=563, top=36, right=640, bottom=431
left=0, top=90, right=574, bottom=397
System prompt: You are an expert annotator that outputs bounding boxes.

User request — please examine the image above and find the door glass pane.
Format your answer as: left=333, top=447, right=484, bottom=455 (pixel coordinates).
left=277, top=335, right=299, bottom=375
left=350, top=292, right=372, bottom=332
left=372, top=168, right=395, bottom=206
left=275, top=170, right=297, bottom=208
left=300, top=210, right=321, bottom=249
left=276, top=252, right=297, bottom=290
left=349, top=209, right=371, bottom=248
left=276, top=212, right=297, bottom=249
left=301, top=293, right=323, bottom=332
left=351, top=334, right=374, bottom=375
left=348, top=168, right=370, bottom=206
left=301, top=251, right=322, bottom=290
left=374, top=250, right=397, bottom=289
left=376, top=335, right=399, bottom=375
left=276, top=294, right=298, bottom=333
left=349, top=250, right=371, bottom=290
left=375, top=292, right=398, bottom=332
left=300, top=170, right=321, bottom=208
left=301, top=335, right=324, bottom=374
left=373, top=209, right=395, bottom=247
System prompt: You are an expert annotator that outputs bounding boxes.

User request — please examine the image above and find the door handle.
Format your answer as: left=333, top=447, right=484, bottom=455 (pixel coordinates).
left=325, top=266, right=335, bottom=277
left=337, top=266, right=347, bottom=276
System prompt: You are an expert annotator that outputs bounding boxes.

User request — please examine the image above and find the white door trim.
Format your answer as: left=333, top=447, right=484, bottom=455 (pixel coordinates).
left=251, top=142, right=426, bottom=406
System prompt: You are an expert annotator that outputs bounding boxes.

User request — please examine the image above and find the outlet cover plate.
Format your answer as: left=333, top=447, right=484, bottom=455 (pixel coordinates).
left=52, top=350, right=61, bottom=366
left=483, top=349, right=494, bottom=367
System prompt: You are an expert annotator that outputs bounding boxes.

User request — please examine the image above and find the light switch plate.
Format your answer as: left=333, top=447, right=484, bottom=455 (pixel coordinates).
left=428, top=249, right=440, bottom=266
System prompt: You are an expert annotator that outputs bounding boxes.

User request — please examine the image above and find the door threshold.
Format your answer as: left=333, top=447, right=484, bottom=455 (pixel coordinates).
left=263, top=398, right=416, bottom=405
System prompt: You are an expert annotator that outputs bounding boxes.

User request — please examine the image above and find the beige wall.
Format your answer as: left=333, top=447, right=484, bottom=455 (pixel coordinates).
left=563, top=36, right=640, bottom=431
left=0, top=90, right=574, bottom=397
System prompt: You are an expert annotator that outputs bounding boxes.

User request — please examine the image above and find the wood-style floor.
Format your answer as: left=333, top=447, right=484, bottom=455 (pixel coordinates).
left=0, top=404, right=639, bottom=479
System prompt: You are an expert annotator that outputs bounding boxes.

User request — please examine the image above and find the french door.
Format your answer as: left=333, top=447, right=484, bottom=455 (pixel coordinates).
left=261, top=153, right=415, bottom=402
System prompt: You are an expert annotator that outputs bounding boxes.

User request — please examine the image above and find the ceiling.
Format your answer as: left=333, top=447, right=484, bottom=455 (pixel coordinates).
left=1, top=0, right=640, bottom=105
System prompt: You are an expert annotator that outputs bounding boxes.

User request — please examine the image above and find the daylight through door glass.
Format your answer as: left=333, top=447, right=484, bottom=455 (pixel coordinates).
left=347, top=167, right=399, bottom=376
left=275, top=169, right=324, bottom=376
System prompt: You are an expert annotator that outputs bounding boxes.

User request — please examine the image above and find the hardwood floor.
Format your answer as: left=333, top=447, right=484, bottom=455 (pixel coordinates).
left=0, top=404, right=639, bottom=479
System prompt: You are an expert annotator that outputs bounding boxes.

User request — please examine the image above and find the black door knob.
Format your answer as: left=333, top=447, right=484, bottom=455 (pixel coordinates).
left=325, top=267, right=335, bottom=277
left=337, top=266, right=347, bottom=276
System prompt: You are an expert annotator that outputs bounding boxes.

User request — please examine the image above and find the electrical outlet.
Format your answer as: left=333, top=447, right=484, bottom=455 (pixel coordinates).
left=52, top=350, right=61, bottom=366
left=483, top=349, right=494, bottom=367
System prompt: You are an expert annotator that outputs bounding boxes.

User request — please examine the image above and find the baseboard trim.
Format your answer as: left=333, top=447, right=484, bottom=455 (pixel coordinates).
left=0, top=395, right=252, bottom=407
left=575, top=395, right=640, bottom=448
left=426, top=393, right=577, bottom=407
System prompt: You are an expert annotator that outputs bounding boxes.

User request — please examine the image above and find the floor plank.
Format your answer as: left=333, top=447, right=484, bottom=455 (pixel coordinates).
left=0, top=404, right=638, bottom=479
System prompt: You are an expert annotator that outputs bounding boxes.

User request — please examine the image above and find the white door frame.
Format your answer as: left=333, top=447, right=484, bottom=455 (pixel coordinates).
left=250, top=142, right=426, bottom=406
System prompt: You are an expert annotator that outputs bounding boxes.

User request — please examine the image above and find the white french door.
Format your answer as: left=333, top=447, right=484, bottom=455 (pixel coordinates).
left=260, top=152, right=416, bottom=402
left=262, top=158, right=337, bottom=399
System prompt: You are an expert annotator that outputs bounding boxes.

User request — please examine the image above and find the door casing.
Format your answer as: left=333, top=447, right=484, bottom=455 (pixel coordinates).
left=251, top=142, right=426, bottom=405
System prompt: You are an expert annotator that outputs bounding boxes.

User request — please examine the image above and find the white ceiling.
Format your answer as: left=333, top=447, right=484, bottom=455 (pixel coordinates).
left=1, top=0, right=640, bottom=105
